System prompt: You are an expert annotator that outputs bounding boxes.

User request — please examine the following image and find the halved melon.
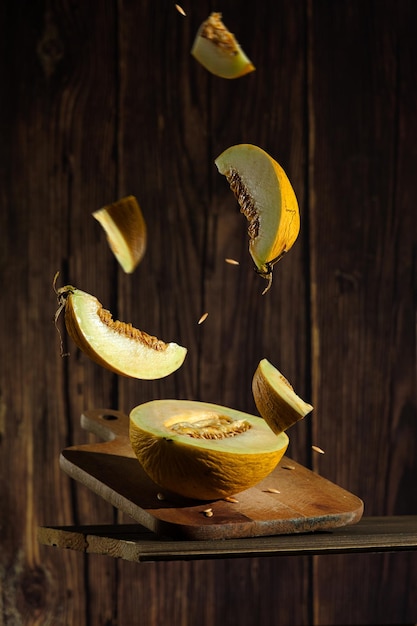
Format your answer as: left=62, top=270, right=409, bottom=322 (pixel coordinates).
left=252, top=359, right=313, bottom=434
left=215, top=144, right=300, bottom=293
left=191, top=12, right=255, bottom=79
left=93, top=195, right=147, bottom=273
left=129, top=399, right=289, bottom=500
left=56, top=285, right=187, bottom=379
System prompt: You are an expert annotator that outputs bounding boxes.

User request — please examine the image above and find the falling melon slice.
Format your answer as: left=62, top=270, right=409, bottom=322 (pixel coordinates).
left=129, top=399, right=289, bottom=500
left=191, top=12, right=255, bottom=79
left=252, top=359, right=313, bottom=435
left=215, top=144, right=300, bottom=293
left=55, top=285, right=187, bottom=379
left=93, top=195, right=147, bottom=273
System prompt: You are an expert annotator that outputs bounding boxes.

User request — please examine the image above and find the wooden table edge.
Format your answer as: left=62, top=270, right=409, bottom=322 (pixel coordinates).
left=37, top=515, right=417, bottom=563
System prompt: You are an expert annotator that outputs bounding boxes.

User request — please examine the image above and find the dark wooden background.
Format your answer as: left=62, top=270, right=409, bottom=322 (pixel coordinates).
left=1, top=1, right=416, bottom=624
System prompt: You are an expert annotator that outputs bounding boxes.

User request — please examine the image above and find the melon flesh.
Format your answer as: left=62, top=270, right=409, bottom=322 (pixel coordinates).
left=129, top=399, right=289, bottom=500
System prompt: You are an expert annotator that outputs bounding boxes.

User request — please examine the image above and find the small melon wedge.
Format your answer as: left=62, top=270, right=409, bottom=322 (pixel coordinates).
left=129, top=399, right=289, bottom=500
left=56, top=285, right=187, bottom=379
left=93, top=195, right=146, bottom=273
left=191, top=12, right=255, bottom=79
left=215, top=144, right=300, bottom=293
left=252, top=359, right=313, bottom=435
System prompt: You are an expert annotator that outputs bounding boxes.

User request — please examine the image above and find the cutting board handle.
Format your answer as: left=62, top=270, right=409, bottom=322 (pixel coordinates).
left=80, top=408, right=130, bottom=441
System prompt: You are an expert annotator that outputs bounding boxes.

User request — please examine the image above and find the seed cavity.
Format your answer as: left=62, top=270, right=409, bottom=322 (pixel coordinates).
left=98, top=307, right=168, bottom=351
left=226, top=168, right=259, bottom=240
left=168, top=412, right=251, bottom=440
left=200, top=13, right=238, bottom=55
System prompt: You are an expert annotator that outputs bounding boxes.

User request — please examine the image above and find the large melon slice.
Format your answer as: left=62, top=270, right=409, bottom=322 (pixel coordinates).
left=215, top=144, right=300, bottom=293
left=55, top=285, right=187, bottom=380
left=129, top=399, right=289, bottom=500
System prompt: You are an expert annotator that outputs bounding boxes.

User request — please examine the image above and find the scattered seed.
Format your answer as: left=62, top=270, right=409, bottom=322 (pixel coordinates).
left=156, top=492, right=165, bottom=501
left=225, top=258, right=240, bottom=265
left=175, top=4, right=186, bottom=16
left=198, top=312, right=209, bottom=324
left=312, top=445, right=325, bottom=455
left=264, top=487, right=280, bottom=494
left=203, top=508, right=214, bottom=517
left=282, top=464, right=296, bottom=470
left=224, top=496, right=239, bottom=503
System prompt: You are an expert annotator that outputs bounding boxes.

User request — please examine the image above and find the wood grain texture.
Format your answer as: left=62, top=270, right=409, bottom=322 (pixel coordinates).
left=308, top=1, right=417, bottom=624
left=0, top=0, right=416, bottom=624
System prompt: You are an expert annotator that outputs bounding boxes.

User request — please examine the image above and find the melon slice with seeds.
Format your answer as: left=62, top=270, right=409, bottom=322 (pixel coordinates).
left=191, top=12, right=255, bottom=79
left=55, top=285, right=187, bottom=380
left=215, top=144, right=300, bottom=294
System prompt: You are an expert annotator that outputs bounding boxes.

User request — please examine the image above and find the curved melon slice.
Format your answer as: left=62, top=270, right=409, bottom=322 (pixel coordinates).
left=191, top=12, right=255, bottom=79
left=129, top=399, right=289, bottom=500
left=93, top=195, right=147, bottom=273
left=215, top=144, right=300, bottom=293
left=56, top=286, right=187, bottom=379
left=252, top=359, right=313, bottom=435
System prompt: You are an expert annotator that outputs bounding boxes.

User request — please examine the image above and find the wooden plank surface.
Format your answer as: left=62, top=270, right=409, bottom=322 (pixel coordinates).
left=38, top=516, right=417, bottom=563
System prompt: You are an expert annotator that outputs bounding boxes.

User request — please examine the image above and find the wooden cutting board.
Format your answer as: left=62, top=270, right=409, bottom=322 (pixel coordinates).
left=60, top=409, right=364, bottom=540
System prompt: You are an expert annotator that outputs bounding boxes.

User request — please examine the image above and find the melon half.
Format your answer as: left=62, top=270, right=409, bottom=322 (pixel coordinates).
left=129, top=399, right=289, bottom=500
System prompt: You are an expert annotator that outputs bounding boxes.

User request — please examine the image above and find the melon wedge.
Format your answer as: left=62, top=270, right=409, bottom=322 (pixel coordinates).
left=56, top=285, right=187, bottom=379
left=252, top=359, right=313, bottom=434
left=93, top=195, right=147, bottom=273
left=215, top=144, right=300, bottom=293
left=191, top=12, right=255, bottom=79
left=129, top=399, right=289, bottom=500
